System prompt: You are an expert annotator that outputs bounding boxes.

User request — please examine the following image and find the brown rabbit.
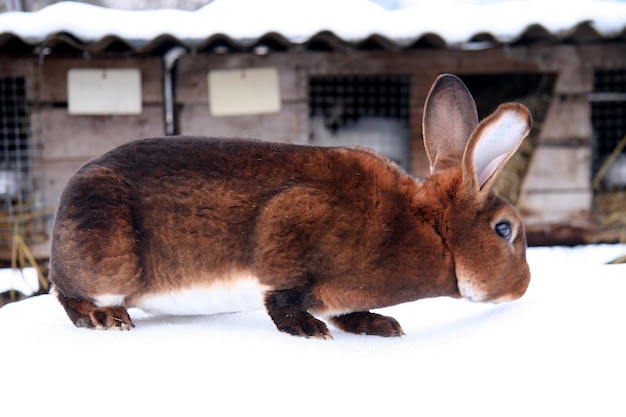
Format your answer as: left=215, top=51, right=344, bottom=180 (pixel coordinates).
left=49, top=74, right=531, bottom=338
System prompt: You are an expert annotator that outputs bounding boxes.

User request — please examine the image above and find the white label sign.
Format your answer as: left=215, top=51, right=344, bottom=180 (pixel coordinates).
left=208, top=67, right=281, bottom=116
left=68, top=68, right=142, bottom=115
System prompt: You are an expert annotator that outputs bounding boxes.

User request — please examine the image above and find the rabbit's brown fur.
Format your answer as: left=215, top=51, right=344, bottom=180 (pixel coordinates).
left=49, top=74, right=531, bottom=338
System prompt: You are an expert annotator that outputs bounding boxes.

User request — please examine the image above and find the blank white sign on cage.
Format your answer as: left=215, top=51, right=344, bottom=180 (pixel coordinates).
left=208, top=67, right=281, bottom=117
left=67, top=68, right=142, bottom=115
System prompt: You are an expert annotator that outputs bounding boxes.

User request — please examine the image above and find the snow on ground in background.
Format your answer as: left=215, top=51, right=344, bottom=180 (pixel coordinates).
left=0, top=268, right=39, bottom=296
left=1, top=0, right=625, bottom=46
left=1, top=244, right=626, bottom=417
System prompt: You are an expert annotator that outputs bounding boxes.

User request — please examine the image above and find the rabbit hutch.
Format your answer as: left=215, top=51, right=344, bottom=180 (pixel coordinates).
left=1, top=0, right=626, bottom=267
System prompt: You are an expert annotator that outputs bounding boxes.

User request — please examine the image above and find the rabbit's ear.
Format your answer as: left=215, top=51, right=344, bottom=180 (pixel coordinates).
left=463, top=103, right=531, bottom=193
left=423, top=74, right=479, bottom=173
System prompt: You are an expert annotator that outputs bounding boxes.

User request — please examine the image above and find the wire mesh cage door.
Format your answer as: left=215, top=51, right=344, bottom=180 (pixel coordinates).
left=590, top=68, right=626, bottom=237
left=308, top=75, right=410, bottom=171
left=0, top=73, right=46, bottom=248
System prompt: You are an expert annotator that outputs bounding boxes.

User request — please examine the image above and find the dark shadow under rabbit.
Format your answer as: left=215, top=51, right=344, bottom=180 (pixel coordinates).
left=49, top=74, right=531, bottom=338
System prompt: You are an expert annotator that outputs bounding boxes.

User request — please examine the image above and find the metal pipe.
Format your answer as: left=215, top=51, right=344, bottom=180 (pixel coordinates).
left=5, top=0, right=26, bottom=12
left=163, top=46, right=186, bottom=136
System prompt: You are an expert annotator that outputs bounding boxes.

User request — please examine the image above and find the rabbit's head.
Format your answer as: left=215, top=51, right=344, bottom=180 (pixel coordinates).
left=422, top=74, right=531, bottom=303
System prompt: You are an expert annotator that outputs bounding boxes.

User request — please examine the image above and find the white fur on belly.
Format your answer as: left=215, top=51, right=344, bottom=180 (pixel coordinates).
left=139, top=278, right=268, bottom=315
left=94, top=277, right=269, bottom=316
left=94, top=294, right=125, bottom=307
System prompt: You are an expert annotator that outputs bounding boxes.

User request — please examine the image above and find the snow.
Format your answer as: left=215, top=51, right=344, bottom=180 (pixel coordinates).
left=1, top=0, right=626, bottom=47
left=0, top=267, right=40, bottom=296
left=1, top=244, right=626, bottom=416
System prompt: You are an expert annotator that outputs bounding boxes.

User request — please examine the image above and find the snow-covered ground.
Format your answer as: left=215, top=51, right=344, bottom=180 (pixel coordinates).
left=1, top=244, right=625, bottom=416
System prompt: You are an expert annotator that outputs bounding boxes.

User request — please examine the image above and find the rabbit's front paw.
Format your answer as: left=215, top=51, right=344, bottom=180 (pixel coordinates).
left=270, top=310, right=332, bottom=339
left=330, top=311, right=405, bottom=337
left=264, top=289, right=332, bottom=339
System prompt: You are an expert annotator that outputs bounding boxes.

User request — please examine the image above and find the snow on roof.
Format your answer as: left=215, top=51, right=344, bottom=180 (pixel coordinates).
left=1, top=0, right=626, bottom=54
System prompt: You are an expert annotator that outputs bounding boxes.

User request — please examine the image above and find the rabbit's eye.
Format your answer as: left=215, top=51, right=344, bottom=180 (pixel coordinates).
left=494, top=221, right=512, bottom=240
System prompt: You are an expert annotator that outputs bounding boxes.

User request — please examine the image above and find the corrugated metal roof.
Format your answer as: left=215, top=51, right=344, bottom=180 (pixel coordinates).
left=1, top=0, right=625, bottom=55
